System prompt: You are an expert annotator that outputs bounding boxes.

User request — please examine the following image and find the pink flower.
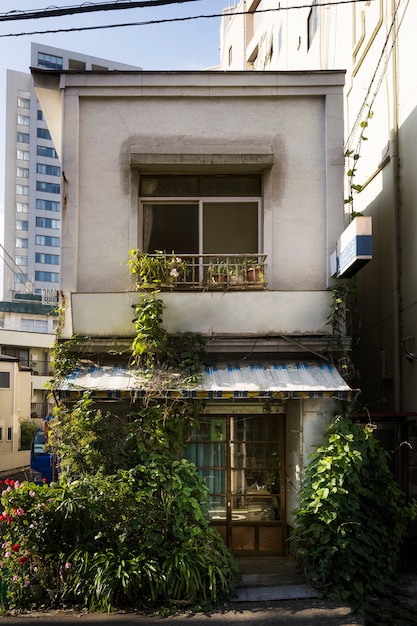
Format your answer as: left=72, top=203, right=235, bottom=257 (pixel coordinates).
left=29, top=491, right=35, bottom=497
left=0, top=562, right=4, bottom=568
left=23, top=581, right=30, bottom=588
left=13, top=575, right=18, bottom=582
left=15, top=508, right=25, bottom=516
left=5, top=552, right=11, bottom=558
left=65, top=562, right=72, bottom=569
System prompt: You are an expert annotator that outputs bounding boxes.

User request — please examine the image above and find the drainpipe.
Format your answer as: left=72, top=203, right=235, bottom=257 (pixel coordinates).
left=391, top=0, right=401, bottom=412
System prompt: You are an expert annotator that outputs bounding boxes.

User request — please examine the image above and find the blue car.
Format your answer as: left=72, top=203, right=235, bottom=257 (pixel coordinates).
left=30, top=428, right=58, bottom=484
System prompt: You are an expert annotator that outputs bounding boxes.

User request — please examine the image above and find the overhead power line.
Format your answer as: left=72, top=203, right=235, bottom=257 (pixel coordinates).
left=0, top=0, right=376, bottom=39
left=0, top=0, right=203, bottom=23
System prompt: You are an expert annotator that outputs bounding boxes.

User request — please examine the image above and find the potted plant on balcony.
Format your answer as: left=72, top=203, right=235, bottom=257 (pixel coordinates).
left=128, top=250, right=187, bottom=289
left=244, top=258, right=265, bottom=286
left=227, top=264, right=244, bottom=285
left=208, top=260, right=228, bottom=287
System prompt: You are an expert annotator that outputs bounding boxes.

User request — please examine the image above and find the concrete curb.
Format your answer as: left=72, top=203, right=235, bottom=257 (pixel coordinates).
left=231, top=584, right=318, bottom=602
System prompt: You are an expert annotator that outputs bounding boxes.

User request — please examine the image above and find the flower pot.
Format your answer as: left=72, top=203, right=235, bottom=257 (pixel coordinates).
left=246, top=267, right=263, bottom=284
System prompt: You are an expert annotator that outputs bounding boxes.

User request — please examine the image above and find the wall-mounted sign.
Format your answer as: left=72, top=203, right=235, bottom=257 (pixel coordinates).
left=330, top=216, right=372, bottom=279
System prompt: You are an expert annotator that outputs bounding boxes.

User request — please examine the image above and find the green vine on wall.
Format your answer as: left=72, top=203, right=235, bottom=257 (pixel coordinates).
left=345, top=106, right=374, bottom=219
left=292, top=415, right=417, bottom=625
left=130, top=292, right=207, bottom=387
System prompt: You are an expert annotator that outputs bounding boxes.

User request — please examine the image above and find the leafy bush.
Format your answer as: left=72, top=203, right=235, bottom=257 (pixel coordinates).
left=19, top=419, right=37, bottom=451
left=0, top=399, right=238, bottom=612
left=292, top=416, right=417, bottom=625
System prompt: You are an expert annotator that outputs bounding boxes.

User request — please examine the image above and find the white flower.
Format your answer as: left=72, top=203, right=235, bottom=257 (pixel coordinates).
left=170, top=268, right=179, bottom=278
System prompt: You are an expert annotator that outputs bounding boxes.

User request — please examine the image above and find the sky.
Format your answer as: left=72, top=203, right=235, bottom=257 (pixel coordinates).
left=0, top=0, right=231, bottom=297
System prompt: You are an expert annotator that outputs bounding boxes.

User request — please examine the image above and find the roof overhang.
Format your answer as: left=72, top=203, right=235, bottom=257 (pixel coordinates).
left=57, top=361, right=357, bottom=402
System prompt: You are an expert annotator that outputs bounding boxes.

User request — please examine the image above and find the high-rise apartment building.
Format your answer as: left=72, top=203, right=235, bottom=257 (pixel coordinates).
left=3, top=43, right=138, bottom=301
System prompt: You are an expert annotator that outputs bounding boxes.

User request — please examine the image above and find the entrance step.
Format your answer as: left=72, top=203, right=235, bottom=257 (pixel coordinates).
left=235, top=555, right=306, bottom=588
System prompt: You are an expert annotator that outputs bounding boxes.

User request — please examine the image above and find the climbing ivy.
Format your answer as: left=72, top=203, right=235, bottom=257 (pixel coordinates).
left=130, top=291, right=207, bottom=386
left=292, top=415, right=417, bottom=625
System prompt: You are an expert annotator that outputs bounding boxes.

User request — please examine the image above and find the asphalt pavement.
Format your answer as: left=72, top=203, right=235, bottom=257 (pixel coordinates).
left=0, top=599, right=365, bottom=625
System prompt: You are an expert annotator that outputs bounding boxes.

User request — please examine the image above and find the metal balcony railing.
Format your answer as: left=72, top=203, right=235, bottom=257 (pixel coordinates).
left=130, top=253, right=267, bottom=291
left=30, top=360, right=54, bottom=376
left=31, top=402, right=54, bottom=420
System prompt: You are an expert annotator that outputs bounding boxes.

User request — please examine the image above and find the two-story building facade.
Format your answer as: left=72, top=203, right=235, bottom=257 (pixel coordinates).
left=32, top=68, right=354, bottom=555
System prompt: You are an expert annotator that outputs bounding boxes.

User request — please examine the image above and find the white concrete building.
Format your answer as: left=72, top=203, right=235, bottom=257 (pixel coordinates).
left=33, top=67, right=353, bottom=555
left=3, top=43, right=138, bottom=301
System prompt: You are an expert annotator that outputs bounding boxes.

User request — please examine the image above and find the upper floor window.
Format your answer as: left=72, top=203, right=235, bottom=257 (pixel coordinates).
left=17, top=97, right=30, bottom=109
left=17, top=114, right=30, bottom=126
left=140, top=175, right=261, bottom=257
left=17, top=132, right=29, bottom=144
left=37, top=110, right=45, bottom=121
left=17, top=149, right=29, bottom=161
left=308, top=0, right=319, bottom=49
left=16, top=202, right=29, bottom=213
left=16, top=166, right=29, bottom=178
left=37, top=163, right=61, bottom=177
left=37, top=128, right=51, bottom=140
left=36, top=217, right=60, bottom=229
left=0, top=372, right=10, bottom=388
left=38, top=52, right=63, bottom=70
left=15, top=255, right=28, bottom=266
left=16, top=184, right=29, bottom=196
left=37, top=145, right=58, bottom=159
left=36, top=252, right=60, bottom=265
left=16, top=220, right=28, bottom=231
left=36, top=181, right=60, bottom=194
left=36, top=199, right=60, bottom=212
left=35, top=235, right=60, bottom=247
left=35, top=271, right=59, bottom=283
left=21, top=318, right=49, bottom=332
left=16, top=238, right=28, bottom=248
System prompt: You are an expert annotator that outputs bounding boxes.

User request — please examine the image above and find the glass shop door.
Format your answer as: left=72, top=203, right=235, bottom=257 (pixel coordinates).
left=186, top=413, right=285, bottom=555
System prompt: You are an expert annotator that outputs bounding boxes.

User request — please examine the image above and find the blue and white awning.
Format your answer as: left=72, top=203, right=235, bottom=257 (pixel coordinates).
left=58, top=361, right=355, bottom=401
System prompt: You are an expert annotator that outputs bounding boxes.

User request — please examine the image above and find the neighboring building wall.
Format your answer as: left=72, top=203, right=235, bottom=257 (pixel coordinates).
left=2, top=44, right=139, bottom=301
left=0, top=357, right=32, bottom=472
left=219, top=1, right=417, bottom=509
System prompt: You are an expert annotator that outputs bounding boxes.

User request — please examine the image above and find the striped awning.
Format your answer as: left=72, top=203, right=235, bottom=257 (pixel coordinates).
left=58, top=361, right=355, bottom=401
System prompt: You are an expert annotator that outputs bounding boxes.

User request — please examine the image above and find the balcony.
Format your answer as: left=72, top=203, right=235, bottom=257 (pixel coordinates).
left=128, top=252, right=267, bottom=291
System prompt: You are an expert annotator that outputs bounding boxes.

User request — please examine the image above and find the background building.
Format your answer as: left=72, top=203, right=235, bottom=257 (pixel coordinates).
left=2, top=42, right=138, bottom=301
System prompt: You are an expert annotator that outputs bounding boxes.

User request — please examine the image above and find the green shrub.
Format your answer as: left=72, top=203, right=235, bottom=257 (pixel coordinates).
left=292, top=416, right=417, bottom=625
left=0, top=459, right=237, bottom=611
left=19, top=419, right=37, bottom=451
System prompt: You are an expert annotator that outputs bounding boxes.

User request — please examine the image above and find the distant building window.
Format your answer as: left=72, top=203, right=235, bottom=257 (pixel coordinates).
left=17, top=132, right=29, bottom=144
left=16, top=184, right=29, bottom=196
left=36, top=199, right=60, bottom=212
left=37, top=145, right=58, bottom=159
left=278, top=25, right=283, bottom=53
left=16, top=237, right=28, bottom=248
left=228, top=46, right=233, bottom=66
left=0, top=373, right=10, bottom=388
left=17, top=149, right=29, bottom=161
left=36, top=181, right=60, bottom=194
left=0, top=427, right=3, bottom=441
left=37, top=128, right=51, bottom=140
left=308, top=0, right=319, bottom=49
left=16, top=220, right=28, bottom=231
left=15, top=255, right=28, bottom=266
left=37, top=163, right=61, bottom=177
left=21, top=318, right=49, bottom=332
left=36, top=252, right=60, bottom=265
left=7, top=428, right=12, bottom=442
left=17, top=97, right=30, bottom=109
left=36, top=217, right=60, bottom=229
left=38, top=52, right=63, bottom=70
left=17, top=114, right=30, bottom=126
left=35, top=271, right=59, bottom=283
left=37, top=110, right=45, bottom=121
left=16, top=166, right=29, bottom=178
left=35, top=235, right=60, bottom=247
left=15, top=273, right=28, bottom=284
left=16, top=202, right=29, bottom=213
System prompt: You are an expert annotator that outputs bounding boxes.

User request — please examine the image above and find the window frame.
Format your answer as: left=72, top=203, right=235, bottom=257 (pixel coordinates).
left=139, top=196, right=263, bottom=256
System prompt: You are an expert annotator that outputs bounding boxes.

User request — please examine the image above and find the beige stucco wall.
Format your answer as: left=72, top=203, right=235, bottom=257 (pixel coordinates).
left=34, top=70, right=345, bottom=340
